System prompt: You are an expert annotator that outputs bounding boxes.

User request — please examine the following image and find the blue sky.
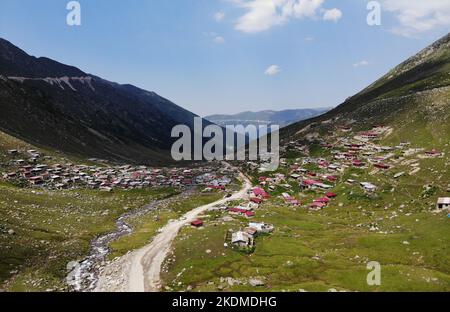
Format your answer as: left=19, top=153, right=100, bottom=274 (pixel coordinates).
left=0, top=0, right=449, bottom=116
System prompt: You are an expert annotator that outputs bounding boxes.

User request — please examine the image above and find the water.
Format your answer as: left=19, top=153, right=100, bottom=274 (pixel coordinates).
left=66, top=190, right=192, bottom=292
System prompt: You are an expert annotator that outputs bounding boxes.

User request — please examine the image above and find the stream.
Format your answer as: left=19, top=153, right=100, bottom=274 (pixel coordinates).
left=66, top=190, right=193, bottom=292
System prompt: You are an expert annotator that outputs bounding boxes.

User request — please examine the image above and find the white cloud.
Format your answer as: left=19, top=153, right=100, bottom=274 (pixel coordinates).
left=232, top=0, right=341, bottom=33
left=213, top=36, right=226, bottom=44
left=203, top=32, right=226, bottom=44
left=323, top=8, right=342, bottom=22
left=265, top=65, right=281, bottom=76
left=353, top=60, right=369, bottom=67
left=214, top=11, right=226, bottom=22
left=381, top=0, right=450, bottom=37
left=305, top=36, right=314, bottom=41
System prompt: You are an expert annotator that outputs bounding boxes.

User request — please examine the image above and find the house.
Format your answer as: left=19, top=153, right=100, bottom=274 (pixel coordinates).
left=315, top=183, right=333, bottom=190
left=231, top=231, right=254, bottom=248
left=207, top=185, right=225, bottom=190
left=250, top=197, right=263, bottom=204
left=314, top=197, right=330, bottom=204
left=252, top=187, right=270, bottom=199
left=328, top=164, right=340, bottom=171
left=249, top=222, right=274, bottom=234
left=245, top=211, right=256, bottom=218
left=7, top=149, right=18, bottom=155
left=361, top=182, right=377, bottom=192
left=228, top=208, right=255, bottom=218
left=191, top=219, right=204, bottom=227
left=425, top=149, right=442, bottom=157
left=353, top=160, right=365, bottom=167
left=325, top=192, right=337, bottom=198
left=375, top=163, right=390, bottom=170
left=258, top=176, right=268, bottom=183
left=360, top=131, right=378, bottom=139
left=309, top=202, right=326, bottom=209
left=244, top=227, right=258, bottom=236
left=301, top=179, right=320, bottom=188
left=29, top=176, right=44, bottom=185
left=286, top=199, right=301, bottom=206
left=436, top=198, right=450, bottom=210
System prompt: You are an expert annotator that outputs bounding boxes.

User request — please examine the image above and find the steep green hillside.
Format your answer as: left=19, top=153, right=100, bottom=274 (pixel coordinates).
left=282, top=33, right=450, bottom=149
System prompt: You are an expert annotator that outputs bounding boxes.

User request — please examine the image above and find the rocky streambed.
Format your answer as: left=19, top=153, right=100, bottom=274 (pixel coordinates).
left=66, top=190, right=193, bottom=292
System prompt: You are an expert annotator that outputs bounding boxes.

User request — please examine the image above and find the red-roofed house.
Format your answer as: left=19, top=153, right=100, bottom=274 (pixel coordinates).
left=314, top=197, right=330, bottom=203
left=374, top=163, right=390, bottom=170
left=250, top=197, right=263, bottom=204
left=191, top=219, right=203, bottom=227
left=325, top=192, right=337, bottom=198
left=253, top=188, right=270, bottom=199
left=309, top=202, right=326, bottom=209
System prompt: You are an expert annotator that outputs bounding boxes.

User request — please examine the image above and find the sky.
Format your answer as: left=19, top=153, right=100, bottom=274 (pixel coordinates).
left=0, top=0, right=449, bottom=116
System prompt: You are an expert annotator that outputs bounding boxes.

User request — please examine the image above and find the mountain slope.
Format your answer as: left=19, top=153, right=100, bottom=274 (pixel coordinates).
left=281, top=32, right=450, bottom=148
left=0, top=38, right=209, bottom=165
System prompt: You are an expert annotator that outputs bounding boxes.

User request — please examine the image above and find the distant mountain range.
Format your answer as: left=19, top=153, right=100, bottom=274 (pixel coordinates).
left=281, top=32, right=450, bottom=149
left=0, top=38, right=217, bottom=165
left=206, top=108, right=330, bottom=138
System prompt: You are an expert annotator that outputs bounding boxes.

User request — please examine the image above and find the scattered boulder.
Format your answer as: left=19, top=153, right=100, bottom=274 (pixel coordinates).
left=249, top=278, right=265, bottom=287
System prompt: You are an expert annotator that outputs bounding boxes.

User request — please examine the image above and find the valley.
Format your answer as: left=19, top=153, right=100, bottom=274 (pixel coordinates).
left=0, top=32, right=449, bottom=293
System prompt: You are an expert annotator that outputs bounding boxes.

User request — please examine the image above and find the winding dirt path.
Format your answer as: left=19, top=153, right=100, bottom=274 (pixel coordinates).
left=95, top=170, right=252, bottom=292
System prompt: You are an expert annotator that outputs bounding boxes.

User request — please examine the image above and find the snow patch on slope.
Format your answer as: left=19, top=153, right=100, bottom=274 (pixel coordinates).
left=7, top=76, right=96, bottom=91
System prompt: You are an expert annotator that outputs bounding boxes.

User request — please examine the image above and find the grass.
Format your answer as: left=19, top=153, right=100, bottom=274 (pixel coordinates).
left=161, top=194, right=450, bottom=292
left=0, top=184, right=177, bottom=291
left=160, top=136, right=450, bottom=292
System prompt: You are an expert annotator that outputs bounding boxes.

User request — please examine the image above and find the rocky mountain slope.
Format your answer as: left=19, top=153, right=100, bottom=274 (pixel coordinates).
left=0, top=38, right=212, bottom=165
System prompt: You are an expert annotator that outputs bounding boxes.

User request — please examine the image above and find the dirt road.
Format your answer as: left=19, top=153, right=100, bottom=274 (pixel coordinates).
left=95, top=170, right=252, bottom=292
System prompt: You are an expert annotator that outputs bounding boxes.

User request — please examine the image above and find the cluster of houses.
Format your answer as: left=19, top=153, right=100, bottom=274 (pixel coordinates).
left=225, top=187, right=274, bottom=249
left=2, top=150, right=235, bottom=191
left=224, top=187, right=270, bottom=218
left=245, top=124, right=449, bottom=213
left=189, top=186, right=275, bottom=250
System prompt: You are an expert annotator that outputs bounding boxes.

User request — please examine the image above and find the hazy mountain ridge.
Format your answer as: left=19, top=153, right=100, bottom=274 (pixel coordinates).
left=206, top=108, right=331, bottom=130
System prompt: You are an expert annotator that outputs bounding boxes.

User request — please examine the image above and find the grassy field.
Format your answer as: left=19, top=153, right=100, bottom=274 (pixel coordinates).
left=161, top=192, right=449, bottom=292
left=0, top=182, right=177, bottom=291
left=161, top=145, right=450, bottom=292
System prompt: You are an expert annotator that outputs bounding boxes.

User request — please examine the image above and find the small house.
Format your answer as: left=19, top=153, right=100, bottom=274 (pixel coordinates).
left=436, top=198, right=450, bottom=210
left=191, top=219, right=204, bottom=227
left=361, top=182, right=377, bottom=192
left=314, top=197, right=330, bottom=204
left=253, top=187, right=270, bottom=199
left=249, top=222, right=274, bottom=234
left=231, top=231, right=254, bottom=248
left=425, top=149, right=442, bottom=157
left=325, top=192, right=337, bottom=198
left=375, top=163, right=390, bottom=170
left=250, top=197, right=263, bottom=204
